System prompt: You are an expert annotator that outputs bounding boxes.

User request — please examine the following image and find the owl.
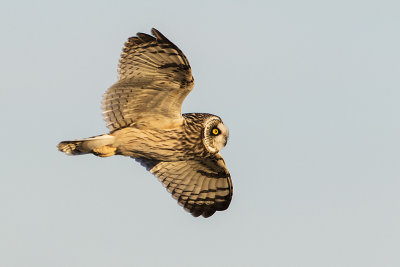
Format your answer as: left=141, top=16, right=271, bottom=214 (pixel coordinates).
left=58, top=28, right=232, bottom=218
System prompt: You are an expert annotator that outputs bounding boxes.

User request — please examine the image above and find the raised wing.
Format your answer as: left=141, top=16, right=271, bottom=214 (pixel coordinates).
left=136, top=154, right=233, bottom=218
left=102, top=28, right=194, bottom=132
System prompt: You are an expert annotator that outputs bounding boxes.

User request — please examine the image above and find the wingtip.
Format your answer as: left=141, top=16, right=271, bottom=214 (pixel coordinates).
left=150, top=28, right=182, bottom=52
left=151, top=28, right=159, bottom=35
left=151, top=28, right=168, bottom=42
left=136, top=32, right=154, bottom=42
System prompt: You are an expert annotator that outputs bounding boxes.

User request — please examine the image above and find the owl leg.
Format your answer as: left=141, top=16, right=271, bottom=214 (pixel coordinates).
left=92, top=146, right=117, bottom=157
left=58, top=134, right=116, bottom=157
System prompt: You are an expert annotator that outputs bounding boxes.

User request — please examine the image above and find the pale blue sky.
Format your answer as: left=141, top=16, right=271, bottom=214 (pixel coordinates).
left=1, top=1, right=399, bottom=266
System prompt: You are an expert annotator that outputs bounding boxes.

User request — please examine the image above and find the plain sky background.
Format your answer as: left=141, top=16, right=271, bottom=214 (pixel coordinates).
left=1, top=1, right=399, bottom=266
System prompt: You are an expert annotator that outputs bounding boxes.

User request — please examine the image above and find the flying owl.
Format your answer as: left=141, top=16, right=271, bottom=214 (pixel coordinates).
left=58, top=28, right=232, bottom=218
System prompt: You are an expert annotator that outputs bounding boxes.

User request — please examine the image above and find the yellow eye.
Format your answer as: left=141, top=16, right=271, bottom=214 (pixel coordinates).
left=212, top=128, right=219, bottom=135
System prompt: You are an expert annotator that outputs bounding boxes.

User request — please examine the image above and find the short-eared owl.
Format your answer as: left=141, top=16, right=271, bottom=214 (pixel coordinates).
left=58, top=28, right=232, bottom=218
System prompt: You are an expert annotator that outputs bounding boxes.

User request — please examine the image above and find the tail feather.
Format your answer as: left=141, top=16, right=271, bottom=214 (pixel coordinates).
left=57, top=134, right=116, bottom=157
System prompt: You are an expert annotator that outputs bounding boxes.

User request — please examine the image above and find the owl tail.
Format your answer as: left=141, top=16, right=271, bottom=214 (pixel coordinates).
left=57, top=134, right=116, bottom=157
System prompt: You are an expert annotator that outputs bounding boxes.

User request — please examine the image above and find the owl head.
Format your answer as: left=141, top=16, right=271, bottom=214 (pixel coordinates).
left=203, top=115, right=229, bottom=154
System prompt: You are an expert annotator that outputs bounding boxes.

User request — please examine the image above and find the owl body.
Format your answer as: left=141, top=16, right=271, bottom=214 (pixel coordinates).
left=58, top=29, right=232, bottom=218
left=111, top=113, right=224, bottom=161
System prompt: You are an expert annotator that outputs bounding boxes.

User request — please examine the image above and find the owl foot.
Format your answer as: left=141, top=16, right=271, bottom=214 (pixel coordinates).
left=92, top=146, right=117, bottom=157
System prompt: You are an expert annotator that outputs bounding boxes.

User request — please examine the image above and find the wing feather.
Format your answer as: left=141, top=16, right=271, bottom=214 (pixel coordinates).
left=102, top=28, right=194, bottom=131
left=135, top=154, right=233, bottom=218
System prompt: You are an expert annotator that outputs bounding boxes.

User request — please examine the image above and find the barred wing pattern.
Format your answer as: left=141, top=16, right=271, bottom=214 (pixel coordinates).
left=136, top=154, right=233, bottom=218
left=102, top=28, right=194, bottom=131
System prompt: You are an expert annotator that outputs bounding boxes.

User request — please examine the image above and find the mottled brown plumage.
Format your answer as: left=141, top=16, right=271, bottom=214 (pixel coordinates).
left=58, top=28, right=232, bottom=217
